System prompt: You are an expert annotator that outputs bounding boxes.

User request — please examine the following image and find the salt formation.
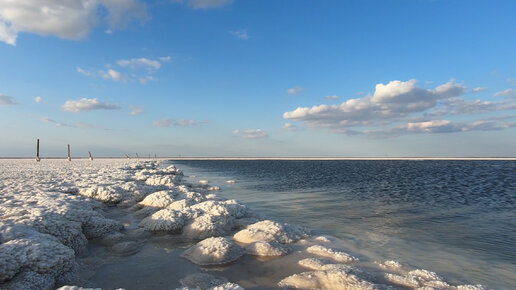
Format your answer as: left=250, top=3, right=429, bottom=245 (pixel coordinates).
left=139, top=209, right=187, bottom=232
left=306, top=245, right=358, bottom=263
left=177, top=273, right=245, bottom=290
left=181, top=237, right=244, bottom=266
left=278, top=269, right=380, bottom=290
left=233, top=220, right=309, bottom=244
left=384, top=269, right=450, bottom=289
left=245, top=241, right=291, bottom=256
left=137, top=190, right=176, bottom=208
left=298, top=258, right=353, bottom=272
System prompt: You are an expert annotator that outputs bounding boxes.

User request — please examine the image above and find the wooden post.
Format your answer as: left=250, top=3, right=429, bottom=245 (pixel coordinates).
left=35, top=139, right=41, bottom=162
left=67, top=144, right=71, bottom=161
left=136, top=153, right=139, bottom=160
left=125, top=154, right=130, bottom=159
left=89, top=151, right=93, bottom=161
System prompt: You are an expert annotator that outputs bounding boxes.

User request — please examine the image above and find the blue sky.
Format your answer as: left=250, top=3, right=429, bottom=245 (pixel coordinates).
left=0, top=0, right=515, bottom=157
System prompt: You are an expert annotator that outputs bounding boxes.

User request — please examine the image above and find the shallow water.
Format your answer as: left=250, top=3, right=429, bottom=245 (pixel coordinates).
left=168, top=160, right=516, bottom=289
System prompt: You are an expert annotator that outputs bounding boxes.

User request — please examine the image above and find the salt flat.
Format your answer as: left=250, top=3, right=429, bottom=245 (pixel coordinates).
left=0, top=159, right=489, bottom=289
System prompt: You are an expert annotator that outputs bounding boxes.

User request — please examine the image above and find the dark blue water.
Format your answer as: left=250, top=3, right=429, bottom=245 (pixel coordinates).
left=167, top=160, right=516, bottom=289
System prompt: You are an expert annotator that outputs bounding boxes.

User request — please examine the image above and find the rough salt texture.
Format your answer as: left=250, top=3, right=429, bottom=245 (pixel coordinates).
left=179, top=273, right=228, bottom=289
left=278, top=269, right=380, bottom=290
left=181, top=237, right=244, bottom=266
left=306, top=245, right=359, bottom=263
left=137, top=190, right=176, bottom=208
left=233, top=220, right=309, bottom=244
left=245, top=241, right=291, bottom=256
left=385, top=269, right=450, bottom=289
left=139, top=209, right=187, bottom=232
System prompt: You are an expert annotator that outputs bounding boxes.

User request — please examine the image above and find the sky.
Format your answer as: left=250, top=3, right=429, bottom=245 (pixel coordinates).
left=0, top=0, right=515, bottom=157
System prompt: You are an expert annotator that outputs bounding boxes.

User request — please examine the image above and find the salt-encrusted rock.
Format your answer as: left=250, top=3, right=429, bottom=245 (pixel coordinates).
left=210, top=283, right=244, bottom=290
left=139, top=209, right=186, bottom=232
left=179, top=273, right=228, bottom=289
left=57, top=286, right=103, bottom=290
left=375, top=260, right=402, bottom=270
left=233, top=220, right=309, bottom=244
left=278, top=269, right=380, bottom=290
left=137, top=190, right=175, bottom=208
left=183, top=215, right=234, bottom=239
left=207, top=186, right=221, bottom=191
left=385, top=268, right=450, bottom=289
left=199, top=180, right=209, bottom=185
left=181, top=237, right=244, bottom=266
left=226, top=180, right=236, bottom=184
left=314, top=236, right=332, bottom=243
left=167, top=199, right=195, bottom=211
left=306, top=245, right=358, bottom=263
left=145, top=175, right=181, bottom=186
left=245, top=241, right=291, bottom=256
left=82, top=216, right=123, bottom=239
left=1, top=270, right=55, bottom=290
left=189, top=200, right=248, bottom=219
left=79, top=186, right=124, bottom=204
left=457, top=285, right=489, bottom=290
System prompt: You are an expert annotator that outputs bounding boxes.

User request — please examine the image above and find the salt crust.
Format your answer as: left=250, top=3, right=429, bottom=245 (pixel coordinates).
left=306, top=245, right=358, bottom=263
left=278, top=269, right=381, bottom=290
left=245, top=241, right=291, bottom=256
left=233, top=220, right=309, bottom=244
left=181, top=237, right=244, bottom=266
left=137, top=190, right=176, bottom=208
left=177, top=273, right=244, bottom=290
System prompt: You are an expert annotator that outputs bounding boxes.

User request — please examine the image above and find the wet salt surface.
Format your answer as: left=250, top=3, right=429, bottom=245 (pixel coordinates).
left=0, top=159, right=507, bottom=289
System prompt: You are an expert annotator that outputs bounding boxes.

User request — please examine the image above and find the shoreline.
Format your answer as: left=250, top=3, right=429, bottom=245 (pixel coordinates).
left=0, top=159, right=493, bottom=289
left=2, top=157, right=516, bottom=160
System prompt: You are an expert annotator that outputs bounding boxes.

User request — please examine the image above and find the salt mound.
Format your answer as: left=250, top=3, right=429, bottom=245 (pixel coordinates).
left=278, top=269, right=379, bottom=290
left=145, top=175, right=181, bottom=186
left=233, top=220, right=308, bottom=244
left=82, top=216, right=123, bottom=239
left=79, top=186, right=124, bottom=204
left=181, top=237, right=244, bottom=266
left=57, top=286, right=103, bottom=290
left=457, top=285, right=489, bottom=290
left=226, top=180, right=236, bottom=184
left=137, top=190, right=175, bottom=208
left=182, top=215, right=234, bottom=239
left=375, top=260, right=402, bottom=270
left=199, top=180, right=209, bottom=185
left=139, top=209, right=186, bottom=232
left=167, top=199, right=195, bottom=210
left=245, top=241, right=291, bottom=256
left=189, top=200, right=248, bottom=219
left=2, top=270, right=56, bottom=290
left=306, top=245, right=358, bottom=263
left=385, top=268, right=450, bottom=288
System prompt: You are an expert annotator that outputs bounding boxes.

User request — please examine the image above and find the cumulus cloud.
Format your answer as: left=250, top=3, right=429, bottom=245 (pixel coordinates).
left=174, top=119, right=197, bottom=127
left=117, top=57, right=162, bottom=70
left=233, top=129, right=268, bottom=139
left=325, top=95, right=340, bottom=100
left=0, top=0, right=148, bottom=45
left=62, top=98, right=120, bottom=113
left=494, top=88, right=516, bottom=97
left=229, top=29, right=249, bottom=39
left=472, top=87, right=487, bottom=93
left=282, top=79, right=516, bottom=137
left=287, top=87, right=304, bottom=95
left=283, top=123, right=297, bottom=131
left=129, top=106, right=145, bottom=115
left=0, top=94, right=16, bottom=105
left=153, top=118, right=172, bottom=127
left=284, top=79, right=468, bottom=132
left=175, top=0, right=234, bottom=9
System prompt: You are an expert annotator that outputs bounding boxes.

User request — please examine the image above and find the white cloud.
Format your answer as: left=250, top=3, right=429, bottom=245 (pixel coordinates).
left=0, top=0, right=148, bottom=45
left=153, top=118, right=171, bottom=127
left=41, top=116, right=72, bottom=127
left=287, top=86, right=304, bottom=95
left=176, top=0, right=234, bottom=9
left=283, top=123, right=297, bottom=131
left=129, top=106, right=144, bottom=115
left=62, top=98, right=120, bottom=113
left=325, top=95, right=340, bottom=100
left=233, top=129, right=268, bottom=139
left=283, top=79, right=475, bottom=136
left=117, top=57, right=161, bottom=70
left=229, top=29, right=249, bottom=39
left=159, top=56, right=172, bottom=62
left=78, top=66, right=128, bottom=82
left=34, top=96, right=44, bottom=103
left=139, top=75, right=156, bottom=84
left=174, top=119, right=197, bottom=127
left=472, top=87, right=487, bottom=93
left=494, top=88, right=516, bottom=97
left=0, top=94, right=16, bottom=105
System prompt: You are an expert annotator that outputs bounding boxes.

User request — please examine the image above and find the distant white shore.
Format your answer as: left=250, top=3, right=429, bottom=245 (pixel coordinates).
left=2, top=157, right=516, bottom=161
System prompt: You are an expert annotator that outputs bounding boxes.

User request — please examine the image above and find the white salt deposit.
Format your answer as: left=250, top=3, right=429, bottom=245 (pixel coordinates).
left=139, top=209, right=186, bottom=232
left=233, top=220, right=309, bottom=244
left=226, top=180, right=236, bottom=184
left=278, top=269, right=380, bottom=290
left=181, top=237, right=244, bottom=266
left=306, top=245, right=359, bottom=263
left=199, top=180, right=209, bottom=185
left=137, top=190, right=176, bottom=208
left=245, top=241, right=291, bottom=256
